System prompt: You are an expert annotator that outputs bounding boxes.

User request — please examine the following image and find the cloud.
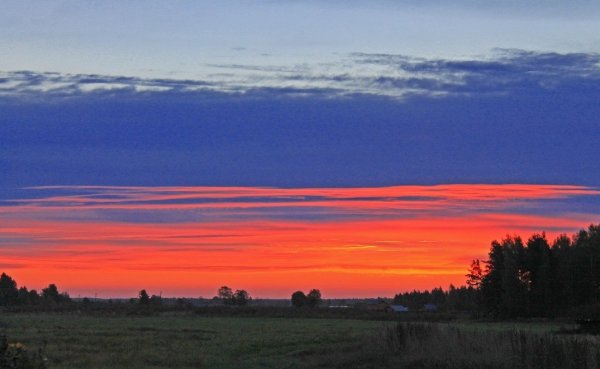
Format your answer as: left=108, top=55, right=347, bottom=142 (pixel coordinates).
left=1, top=49, right=599, bottom=100
left=2, top=184, right=598, bottom=224
left=350, top=49, right=600, bottom=96
left=0, top=70, right=215, bottom=98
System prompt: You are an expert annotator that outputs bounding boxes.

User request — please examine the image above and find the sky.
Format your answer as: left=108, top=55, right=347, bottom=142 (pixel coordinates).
left=1, top=1, right=600, bottom=298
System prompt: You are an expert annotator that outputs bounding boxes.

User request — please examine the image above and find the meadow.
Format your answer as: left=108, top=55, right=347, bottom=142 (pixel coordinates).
left=0, top=312, right=395, bottom=369
left=2, top=310, right=598, bottom=369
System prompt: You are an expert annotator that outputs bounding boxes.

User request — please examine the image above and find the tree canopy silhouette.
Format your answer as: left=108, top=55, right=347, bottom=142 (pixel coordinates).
left=290, top=289, right=321, bottom=307
left=0, top=273, right=18, bottom=306
left=291, top=291, right=307, bottom=307
left=307, top=289, right=322, bottom=307
left=217, top=286, right=250, bottom=305
left=138, top=289, right=150, bottom=305
left=42, top=283, right=71, bottom=304
left=475, top=224, right=600, bottom=318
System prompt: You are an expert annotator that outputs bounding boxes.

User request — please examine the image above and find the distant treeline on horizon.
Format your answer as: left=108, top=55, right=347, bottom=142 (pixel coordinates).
left=1, top=223, right=599, bottom=318
left=394, top=223, right=600, bottom=318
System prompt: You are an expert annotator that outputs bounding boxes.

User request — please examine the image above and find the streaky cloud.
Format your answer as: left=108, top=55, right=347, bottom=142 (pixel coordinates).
left=2, top=184, right=598, bottom=224
left=1, top=49, right=599, bottom=100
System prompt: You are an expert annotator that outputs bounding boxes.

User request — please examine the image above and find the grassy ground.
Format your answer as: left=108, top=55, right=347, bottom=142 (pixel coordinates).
left=0, top=312, right=593, bottom=369
left=0, top=312, right=393, bottom=369
left=380, top=321, right=600, bottom=369
left=454, top=320, right=577, bottom=333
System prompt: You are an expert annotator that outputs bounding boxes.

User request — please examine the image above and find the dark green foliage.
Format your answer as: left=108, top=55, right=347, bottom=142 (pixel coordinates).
left=291, top=291, right=307, bottom=307
left=526, top=234, right=552, bottom=316
left=478, top=224, right=600, bottom=318
left=217, top=286, right=250, bottom=305
left=290, top=289, right=321, bottom=308
left=41, top=284, right=70, bottom=304
left=481, top=241, right=505, bottom=317
left=466, top=259, right=483, bottom=289
left=393, top=286, right=477, bottom=312
left=392, top=223, right=600, bottom=318
left=0, top=273, right=18, bottom=306
left=0, top=274, right=47, bottom=308
left=218, top=286, right=234, bottom=304
left=138, top=290, right=150, bottom=305
left=306, top=289, right=322, bottom=307
left=233, top=290, right=249, bottom=305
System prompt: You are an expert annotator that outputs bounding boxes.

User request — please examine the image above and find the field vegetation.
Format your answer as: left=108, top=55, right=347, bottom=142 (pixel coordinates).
left=1, top=313, right=394, bottom=369
left=1, top=312, right=598, bottom=369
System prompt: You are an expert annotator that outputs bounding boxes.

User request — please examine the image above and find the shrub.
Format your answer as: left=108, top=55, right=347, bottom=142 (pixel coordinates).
left=0, top=333, right=47, bottom=369
left=378, top=322, right=600, bottom=369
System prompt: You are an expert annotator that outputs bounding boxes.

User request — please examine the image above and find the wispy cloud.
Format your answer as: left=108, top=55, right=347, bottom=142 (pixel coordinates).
left=0, top=71, right=214, bottom=97
left=2, top=49, right=599, bottom=99
left=3, top=184, right=598, bottom=222
left=351, top=49, right=600, bottom=96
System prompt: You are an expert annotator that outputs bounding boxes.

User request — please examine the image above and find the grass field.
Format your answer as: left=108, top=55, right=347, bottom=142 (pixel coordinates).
left=1, top=312, right=596, bottom=369
left=0, top=312, right=394, bottom=369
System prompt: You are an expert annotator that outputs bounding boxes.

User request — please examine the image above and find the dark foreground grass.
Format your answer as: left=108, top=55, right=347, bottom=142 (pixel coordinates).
left=0, top=312, right=393, bottom=369
left=379, top=322, right=600, bottom=369
left=1, top=312, right=598, bottom=369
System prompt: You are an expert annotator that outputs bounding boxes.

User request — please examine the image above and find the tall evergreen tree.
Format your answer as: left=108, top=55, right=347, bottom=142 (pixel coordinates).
left=526, top=234, right=552, bottom=316
left=0, top=273, right=18, bottom=306
left=480, top=241, right=504, bottom=317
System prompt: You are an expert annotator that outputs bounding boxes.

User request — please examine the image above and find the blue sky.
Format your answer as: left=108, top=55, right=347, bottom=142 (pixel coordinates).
left=1, top=1, right=600, bottom=296
left=1, top=1, right=600, bottom=194
left=2, top=1, right=600, bottom=78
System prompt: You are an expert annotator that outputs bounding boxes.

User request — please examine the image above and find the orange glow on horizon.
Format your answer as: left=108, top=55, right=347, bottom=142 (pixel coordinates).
left=1, top=184, right=599, bottom=298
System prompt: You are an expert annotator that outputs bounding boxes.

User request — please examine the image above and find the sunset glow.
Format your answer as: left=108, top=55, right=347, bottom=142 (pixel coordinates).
left=2, top=184, right=598, bottom=298
left=2, top=2, right=600, bottom=300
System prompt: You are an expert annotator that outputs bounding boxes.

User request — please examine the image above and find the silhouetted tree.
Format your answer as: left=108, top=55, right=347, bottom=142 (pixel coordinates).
left=500, top=236, right=528, bottom=317
left=431, top=287, right=446, bottom=306
left=233, top=289, right=250, bottom=305
left=291, top=291, right=307, bottom=307
left=392, top=285, right=476, bottom=312
left=526, top=233, right=552, bottom=316
left=218, top=286, right=234, bottom=304
left=480, top=241, right=505, bottom=317
left=466, top=259, right=483, bottom=289
left=138, top=289, right=150, bottom=305
left=16, top=286, right=30, bottom=305
left=573, top=225, right=600, bottom=304
left=42, top=283, right=70, bottom=304
left=474, top=224, right=600, bottom=317
left=28, top=289, right=40, bottom=305
left=307, top=289, right=322, bottom=307
left=551, top=234, right=574, bottom=311
left=0, top=273, right=18, bottom=306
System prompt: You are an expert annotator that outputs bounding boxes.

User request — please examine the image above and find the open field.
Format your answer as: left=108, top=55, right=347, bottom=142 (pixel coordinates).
left=0, top=312, right=395, bottom=369
left=1, top=312, right=597, bottom=369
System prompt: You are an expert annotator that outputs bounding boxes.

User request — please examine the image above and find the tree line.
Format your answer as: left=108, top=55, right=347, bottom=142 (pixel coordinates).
left=0, top=273, right=70, bottom=306
left=392, top=285, right=477, bottom=312
left=291, top=289, right=322, bottom=307
left=217, top=286, right=251, bottom=305
left=392, top=223, right=600, bottom=318
left=4, top=222, right=597, bottom=318
left=469, top=223, right=600, bottom=318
